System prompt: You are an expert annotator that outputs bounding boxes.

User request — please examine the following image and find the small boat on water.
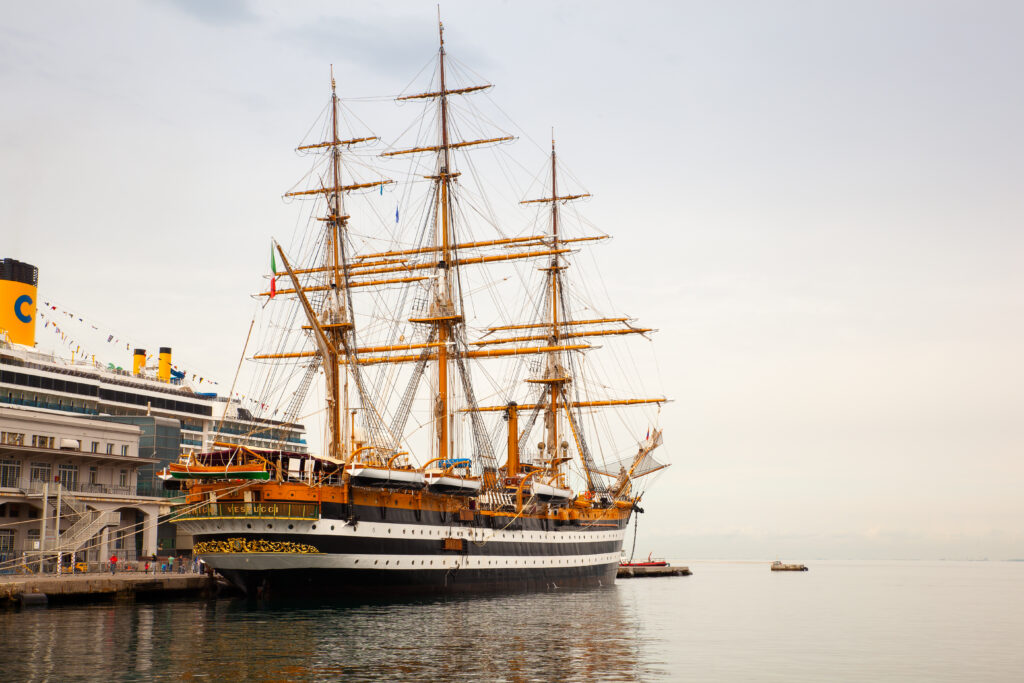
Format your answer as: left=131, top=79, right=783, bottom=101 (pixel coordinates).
left=620, top=552, right=667, bottom=568
left=771, top=560, right=808, bottom=571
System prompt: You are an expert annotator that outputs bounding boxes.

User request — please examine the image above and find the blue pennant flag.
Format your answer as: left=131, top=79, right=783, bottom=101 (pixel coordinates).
left=395, top=205, right=399, bottom=224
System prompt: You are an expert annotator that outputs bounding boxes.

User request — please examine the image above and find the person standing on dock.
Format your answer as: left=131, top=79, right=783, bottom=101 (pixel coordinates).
left=109, top=554, right=118, bottom=575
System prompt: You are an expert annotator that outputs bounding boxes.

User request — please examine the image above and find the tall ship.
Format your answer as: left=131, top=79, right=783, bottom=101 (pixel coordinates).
left=171, top=23, right=669, bottom=596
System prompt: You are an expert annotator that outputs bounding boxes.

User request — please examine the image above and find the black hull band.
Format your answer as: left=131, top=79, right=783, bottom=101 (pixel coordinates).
left=221, top=562, right=618, bottom=598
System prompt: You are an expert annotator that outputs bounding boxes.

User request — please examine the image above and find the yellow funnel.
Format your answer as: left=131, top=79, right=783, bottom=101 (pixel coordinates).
left=158, top=347, right=172, bottom=382
left=0, top=259, right=38, bottom=347
left=133, top=349, right=146, bottom=376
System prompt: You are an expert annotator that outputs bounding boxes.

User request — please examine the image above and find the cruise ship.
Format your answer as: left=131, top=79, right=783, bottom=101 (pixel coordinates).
left=0, top=258, right=309, bottom=469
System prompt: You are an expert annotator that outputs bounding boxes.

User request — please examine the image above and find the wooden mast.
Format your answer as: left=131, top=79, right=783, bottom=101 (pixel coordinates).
left=329, top=68, right=350, bottom=463
left=545, top=137, right=563, bottom=477
left=321, top=68, right=344, bottom=463
left=435, top=19, right=453, bottom=463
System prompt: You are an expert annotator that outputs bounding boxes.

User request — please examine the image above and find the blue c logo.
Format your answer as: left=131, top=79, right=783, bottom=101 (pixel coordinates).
left=15, top=294, right=33, bottom=323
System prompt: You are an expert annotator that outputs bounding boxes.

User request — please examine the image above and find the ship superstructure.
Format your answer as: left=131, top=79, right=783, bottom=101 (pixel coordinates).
left=171, top=22, right=668, bottom=596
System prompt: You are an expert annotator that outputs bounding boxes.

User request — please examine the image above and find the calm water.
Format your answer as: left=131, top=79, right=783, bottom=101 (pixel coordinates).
left=2, top=561, right=1022, bottom=681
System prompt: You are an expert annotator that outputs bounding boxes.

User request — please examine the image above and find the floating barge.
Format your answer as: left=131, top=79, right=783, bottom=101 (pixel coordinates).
left=771, top=561, right=808, bottom=571
left=617, top=558, right=690, bottom=578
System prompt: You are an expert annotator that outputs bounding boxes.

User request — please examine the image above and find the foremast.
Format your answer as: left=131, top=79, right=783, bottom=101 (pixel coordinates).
left=273, top=70, right=392, bottom=466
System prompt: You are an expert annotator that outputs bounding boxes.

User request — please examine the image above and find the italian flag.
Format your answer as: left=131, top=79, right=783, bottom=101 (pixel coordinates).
left=270, top=245, right=277, bottom=298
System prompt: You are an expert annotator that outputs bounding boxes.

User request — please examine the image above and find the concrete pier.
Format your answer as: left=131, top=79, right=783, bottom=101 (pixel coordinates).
left=0, top=572, right=219, bottom=607
left=617, top=564, right=691, bottom=578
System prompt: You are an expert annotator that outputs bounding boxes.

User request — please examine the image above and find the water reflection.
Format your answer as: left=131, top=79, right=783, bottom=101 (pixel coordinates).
left=2, top=587, right=648, bottom=682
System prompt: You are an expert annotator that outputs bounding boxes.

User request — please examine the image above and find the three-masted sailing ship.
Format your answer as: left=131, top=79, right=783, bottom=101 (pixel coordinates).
left=171, top=23, right=668, bottom=597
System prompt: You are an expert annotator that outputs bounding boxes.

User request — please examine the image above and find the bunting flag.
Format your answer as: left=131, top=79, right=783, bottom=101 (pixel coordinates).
left=270, top=245, right=277, bottom=298
left=395, top=205, right=399, bottom=223
left=37, top=302, right=220, bottom=385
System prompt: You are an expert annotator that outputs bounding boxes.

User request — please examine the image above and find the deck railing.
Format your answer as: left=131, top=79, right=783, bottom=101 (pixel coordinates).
left=174, top=501, right=319, bottom=521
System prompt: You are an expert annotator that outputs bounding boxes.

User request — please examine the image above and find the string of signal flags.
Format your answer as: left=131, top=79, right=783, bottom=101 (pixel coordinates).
left=35, top=298, right=220, bottom=387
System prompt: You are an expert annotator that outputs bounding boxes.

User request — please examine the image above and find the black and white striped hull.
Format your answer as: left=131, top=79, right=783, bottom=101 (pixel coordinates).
left=179, top=514, right=629, bottom=597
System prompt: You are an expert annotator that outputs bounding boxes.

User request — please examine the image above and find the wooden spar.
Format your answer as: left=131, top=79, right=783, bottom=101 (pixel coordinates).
left=292, top=234, right=560, bottom=270
left=397, top=83, right=492, bottom=101
left=320, top=247, right=570, bottom=279
left=275, top=241, right=340, bottom=458
left=467, top=397, right=668, bottom=412
left=251, top=342, right=592, bottom=365
left=259, top=249, right=568, bottom=296
left=382, top=135, right=514, bottom=157
left=257, top=275, right=428, bottom=297
left=297, top=135, right=379, bottom=151
left=520, top=193, right=591, bottom=204
left=472, top=326, right=652, bottom=347
left=485, top=317, right=630, bottom=333
left=285, top=179, right=393, bottom=198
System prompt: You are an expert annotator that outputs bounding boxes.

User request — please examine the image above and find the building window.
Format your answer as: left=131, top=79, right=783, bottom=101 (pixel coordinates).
left=0, top=432, right=25, bottom=446
left=0, top=530, right=13, bottom=556
left=8, top=504, right=18, bottom=517
left=91, top=442, right=99, bottom=453
left=114, top=530, right=124, bottom=550
left=89, top=466, right=98, bottom=485
left=0, top=459, right=21, bottom=488
left=29, top=462, right=51, bottom=483
left=26, top=529, right=40, bottom=550
left=27, top=507, right=38, bottom=519
left=31, top=435, right=54, bottom=448
left=58, top=464, right=78, bottom=490
left=119, top=470, right=128, bottom=487
left=121, top=444, right=129, bottom=456
left=105, top=443, right=113, bottom=455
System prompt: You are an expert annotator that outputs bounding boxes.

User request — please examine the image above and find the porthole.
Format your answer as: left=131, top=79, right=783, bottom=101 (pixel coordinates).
left=385, top=560, right=390, bottom=565
left=246, top=523, right=252, bottom=529
left=374, top=560, right=379, bottom=565
left=331, top=525, right=335, bottom=531
left=354, top=559, right=359, bottom=564
left=312, top=524, right=316, bottom=530
left=288, top=524, right=294, bottom=530
left=388, top=529, right=392, bottom=534
left=267, top=524, right=272, bottom=529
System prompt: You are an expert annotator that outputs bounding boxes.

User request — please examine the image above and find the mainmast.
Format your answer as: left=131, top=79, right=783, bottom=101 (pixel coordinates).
left=435, top=20, right=454, bottom=463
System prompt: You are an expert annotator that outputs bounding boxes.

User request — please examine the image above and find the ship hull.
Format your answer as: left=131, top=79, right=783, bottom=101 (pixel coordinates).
left=180, top=511, right=628, bottom=597
left=218, top=562, right=618, bottom=598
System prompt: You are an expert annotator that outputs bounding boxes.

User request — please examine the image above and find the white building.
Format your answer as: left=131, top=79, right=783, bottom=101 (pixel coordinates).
left=0, top=406, right=162, bottom=571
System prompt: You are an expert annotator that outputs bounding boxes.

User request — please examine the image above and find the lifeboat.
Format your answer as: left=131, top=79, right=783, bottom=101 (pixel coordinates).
left=530, top=481, right=573, bottom=503
left=346, top=465, right=426, bottom=489
left=167, top=462, right=270, bottom=481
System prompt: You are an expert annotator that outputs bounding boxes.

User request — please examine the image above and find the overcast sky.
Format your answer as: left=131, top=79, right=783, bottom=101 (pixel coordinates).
left=2, top=1, right=1022, bottom=560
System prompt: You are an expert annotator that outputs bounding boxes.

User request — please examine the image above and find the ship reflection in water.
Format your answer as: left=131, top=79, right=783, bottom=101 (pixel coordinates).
left=4, top=587, right=656, bottom=681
